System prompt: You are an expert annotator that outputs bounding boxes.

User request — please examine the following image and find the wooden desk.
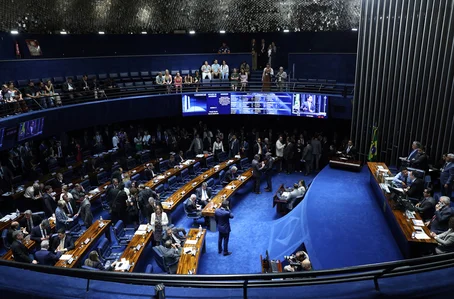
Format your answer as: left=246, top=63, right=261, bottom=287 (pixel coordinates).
left=176, top=228, right=206, bottom=275
left=0, top=214, right=24, bottom=232
left=260, top=255, right=283, bottom=273
left=367, top=162, right=436, bottom=258
left=162, top=158, right=239, bottom=213
left=329, top=157, right=362, bottom=171
left=202, top=168, right=253, bottom=232
left=144, top=159, right=199, bottom=190
left=115, top=225, right=153, bottom=272
left=55, top=220, right=111, bottom=268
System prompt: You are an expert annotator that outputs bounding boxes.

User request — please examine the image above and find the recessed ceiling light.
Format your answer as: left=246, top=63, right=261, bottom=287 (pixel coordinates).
left=283, top=29, right=290, bottom=33
left=351, top=28, right=358, bottom=31
left=98, top=31, right=105, bottom=34
left=219, top=30, right=226, bottom=34
left=60, top=31, right=67, bottom=34
left=10, top=30, right=19, bottom=34
left=141, top=31, right=147, bottom=34
left=189, top=30, right=196, bottom=34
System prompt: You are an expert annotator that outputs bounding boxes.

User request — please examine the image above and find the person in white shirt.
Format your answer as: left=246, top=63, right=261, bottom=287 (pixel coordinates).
left=221, top=60, right=229, bottom=80
left=112, top=132, right=119, bottom=149
left=275, top=136, right=285, bottom=172
left=201, top=61, right=212, bottom=80
left=142, top=130, right=151, bottom=148
left=213, top=137, right=224, bottom=157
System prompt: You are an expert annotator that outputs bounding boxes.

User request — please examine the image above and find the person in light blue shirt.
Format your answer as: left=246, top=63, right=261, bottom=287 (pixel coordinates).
left=211, top=60, right=221, bottom=79
left=392, top=168, right=411, bottom=188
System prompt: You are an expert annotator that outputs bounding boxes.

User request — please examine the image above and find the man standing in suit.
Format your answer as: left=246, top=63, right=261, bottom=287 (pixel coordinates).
left=77, top=196, right=93, bottom=228
left=415, top=188, right=436, bottom=221
left=229, top=135, right=240, bottom=158
left=404, top=171, right=424, bottom=198
left=427, top=196, right=454, bottom=234
left=252, top=155, right=265, bottom=194
left=19, top=210, right=42, bottom=235
left=343, top=140, right=357, bottom=159
left=196, top=182, right=212, bottom=207
left=11, top=231, right=38, bottom=264
left=224, top=166, right=238, bottom=184
left=189, top=134, right=203, bottom=155
left=253, top=138, right=263, bottom=158
left=0, top=161, right=14, bottom=195
left=410, top=147, right=429, bottom=172
left=111, top=167, right=123, bottom=183
left=51, top=228, right=75, bottom=253
left=311, top=135, right=322, bottom=172
left=302, top=142, right=313, bottom=176
left=215, top=200, right=234, bottom=256
left=440, top=153, right=454, bottom=198
left=43, top=185, right=57, bottom=218
left=264, top=153, right=274, bottom=192
left=30, top=219, right=52, bottom=245
left=283, top=137, right=295, bottom=174
left=35, top=240, right=61, bottom=266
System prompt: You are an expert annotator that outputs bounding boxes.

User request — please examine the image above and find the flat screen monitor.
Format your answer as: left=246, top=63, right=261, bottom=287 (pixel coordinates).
left=292, top=94, right=328, bottom=118
left=18, top=117, right=45, bottom=141
left=0, top=127, right=4, bottom=148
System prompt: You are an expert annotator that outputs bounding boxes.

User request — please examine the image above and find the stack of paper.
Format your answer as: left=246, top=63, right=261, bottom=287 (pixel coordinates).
left=134, top=230, right=146, bottom=236
left=59, top=254, right=73, bottom=261
left=115, top=260, right=130, bottom=271
left=185, top=240, right=197, bottom=245
left=89, top=188, right=100, bottom=195
left=412, top=219, right=424, bottom=226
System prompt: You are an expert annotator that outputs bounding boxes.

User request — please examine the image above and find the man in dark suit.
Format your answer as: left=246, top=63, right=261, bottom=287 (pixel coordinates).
left=252, top=154, right=265, bottom=194
left=111, top=167, right=123, bottom=183
left=0, top=161, right=14, bottom=194
left=196, top=182, right=212, bottom=207
left=215, top=200, right=234, bottom=256
left=167, top=155, right=177, bottom=169
left=253, top=138, right=263, bottom=157
left=410, top=147, right=429, bottom=172
left=428, top=196, right=454, bottom=234
left=184, top=194, right=202, bottom=217
left=51, top=228, right=75, bottom=253
left=34, top=240, right=61, bottom=266
left=111, top=183, right=128, bottom=223
left=343, top=140, right=357, bottom=159
left=302, top=96, right=316, bottom=113
left=229, top=135, right=240, bottom=158
left=162, top=227, right=187, bottom=247
left=42, top=185, right=57, bottom=218
left=11, top=231, right=38, bottom=264
left=283, top=137, right=295, bottom=174
left=264, top=153, right=274, bottom=192
left=224, top=166, right=238, bottom=184
left=440, top=153, right=454, bottom=198
left=415, top=188, right=436, bottom=221
left=176, top=150, right=185, bottom=164
left=405, top=171, right=425, bottom=198
left=144, top=164, right=157, bottom=180
left=19, top=210, right=42, bottom=234
left=30, top=219, right=52, bottom=245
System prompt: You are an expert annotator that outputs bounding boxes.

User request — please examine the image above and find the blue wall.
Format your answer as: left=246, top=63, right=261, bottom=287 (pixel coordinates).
left=288, top=53, right=357, bottom=83
left=0, top=53, right=251, bottom=83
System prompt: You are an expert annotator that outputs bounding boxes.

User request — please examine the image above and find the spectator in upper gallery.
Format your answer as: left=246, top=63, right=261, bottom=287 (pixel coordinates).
left=142, top=130, right=151, bottom=148
left=193, top=70, right=201, bottom=92
left=62, top=77, right=78, bottom=99
left=174, top=72, right=183, bottom=93
left=112, top=131, right=119, bottom=149
left=34, top=240, right=61, bottom=266
left=84, top=250, right=118, bottom=270
left=392, top=167, right=410, bottom=188
left=218, top=42, right=231, bottom=54
left=211, top=59, right=221, bottom=79
left=8, top=82, right=28, bottom=113
left=267, top=44, right=273, bottom=66
left=410, top=146, right=429, bottom=172
left=251, top=38, right=258, bottom=71
left=45, top=80, right=61, bottom=106
left=38, top=81, right=53, bottom=108
left=221, top=60, right=229, bottom=80
left=201, top=61, right=212, bottom=80
left=259, top=39, right=267, bottom=69
left=155, top=72, right=164, bottom=88
left=239, top=69, right=248, bottom=91
left=415, top=188, right=436, bottom=221
left=11, top=231, right=38, bottom=264
left=240, top=61, right=250, bottom=75
left=134, top=132, right=143, bottom=151
left=262, top=63, right=274, bottom=92
left=184, top=72, right=193, bottom=88
left=440, top=153, right=454, bottom=198
left=427, top=196, right=453, bottom=234
left=275, top=67, right=287, bottom=91
left=78, top=75, right=91, bottom=96
left=230, top=68, right=239, bottom=91
left=164, top=70, right=173, bottom=94
left=403, top=171, right=424, bottom=198
left=431, top=217, right=454, bottom=254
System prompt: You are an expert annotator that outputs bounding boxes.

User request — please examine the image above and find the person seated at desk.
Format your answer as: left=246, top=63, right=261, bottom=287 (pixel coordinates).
left=7, top=221, right=22, bottom=245
left=11, top=231, right=38, bottom=264
left=162, top=227, right=187, bottom=248
left=55, top=200, right=75, bottom=231
left=19, top=210, right=42, bottom=235
left=157, top=240, right=181, bottom=274
left=176, top=150, right=186, bottom=164
left=30, top=219, right=52, bottom=245
left=35, top=240, right=61, bottom=266
left=224, top=166, right=238, bottom=184
left=392, top=168, right=410, bottom=188
left=185, top=194, right=202, bottom=217
left=144, top=163, right=157, bottom=180
left=430, top=217, right=454, bottom=254
left=84, top=250, right=118, bottom=271
left=24, top=182, right=43, bottom=201
left=427, top=196, right=454, bottom=234
left=277, top=180, right=307, bottom=210
left=415, top=188, right=436, bottom=221
left=342, top=140, right=357, bottom=159
left=196, top=182, right=213, bottom=207
left=54, top=173, right=66, bottom=189
left=283, top=251, right=312, bottom=272
left=168, top=155, right=177, bottom=168
left=410, top=147, right=429, bottom=172
left=404, top=171, right=424, bottom=198
left=52, top=228, right=75, bottom=253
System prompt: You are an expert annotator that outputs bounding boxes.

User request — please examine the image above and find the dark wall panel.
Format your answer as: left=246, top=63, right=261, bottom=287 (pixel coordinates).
left=351, top=0, right=454, bottom=165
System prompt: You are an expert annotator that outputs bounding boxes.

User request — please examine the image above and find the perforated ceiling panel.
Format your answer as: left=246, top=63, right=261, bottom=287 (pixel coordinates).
left=0, top=0, right=360, bottom=34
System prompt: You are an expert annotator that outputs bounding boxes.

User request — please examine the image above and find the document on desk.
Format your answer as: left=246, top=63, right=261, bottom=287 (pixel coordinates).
left=59, top=254, right=73, bottom=261
left=185, top=239, right=197, bottom=245
left=134, top=230, right=146, bottom=235
left=412, top=219, right=424, bottom=226
left=415, top=233, right=430, bottom=240
left=137, top=224, right=148, bottom=231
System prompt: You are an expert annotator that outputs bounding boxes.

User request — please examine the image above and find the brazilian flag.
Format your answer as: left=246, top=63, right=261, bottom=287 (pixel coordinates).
left=368, top=127, right=378, bottom=161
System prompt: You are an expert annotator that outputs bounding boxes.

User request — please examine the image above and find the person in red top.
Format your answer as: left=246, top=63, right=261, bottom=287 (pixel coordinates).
left=174, top=72, right=183, bottom=93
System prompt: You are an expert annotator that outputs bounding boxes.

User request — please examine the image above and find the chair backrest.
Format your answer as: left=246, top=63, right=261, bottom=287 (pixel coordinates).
left=80, top=179, right=91, bottom=191
left=218, top=170, right=226, bottom=182
left=141, top=152, right=150, bottom=163
left=168, top=176, right=177, bottom=188
left=97, top=237, right=110, bottom=258
left=193, top=162, right=200, bottom=173
left=217, top=152, right=227, bottom=162
left=2, top=229, right=10, bottom=249
left=152, top=246, right=168, bottom=272
left=82, top=265, right=100, bottom=271
left=155, top=184, right=164, bottom=194
left=206, top=178, right=214, bottom=188
left=240, top=157, right=249, bottom=169
left=180, top=168, right=188, bottom=179
left=127, top=158, right=137, bottom=170
left=97, top=171, right=108, bottom=184
left=113, top=220, right=125, bottom=239
left=159, top=160, right=169, bottom=172
left=62, top=169, right=73, bottom=181
left=206, top=156, right=214, bottom=167
left=32, top=211, right=46, bottom=219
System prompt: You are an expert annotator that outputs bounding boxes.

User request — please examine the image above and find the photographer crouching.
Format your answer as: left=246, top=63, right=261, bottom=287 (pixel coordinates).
left=283, top=251, right=312, bottom=272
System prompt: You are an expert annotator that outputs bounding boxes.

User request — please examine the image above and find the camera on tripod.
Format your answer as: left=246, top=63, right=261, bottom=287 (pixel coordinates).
left=284, top=255, right=302, bottom=267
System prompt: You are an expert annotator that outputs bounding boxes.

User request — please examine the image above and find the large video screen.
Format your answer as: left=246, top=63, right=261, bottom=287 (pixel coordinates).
left=182, top=93, right=328, bottom=118
left=0, top=128, right=4, bottom=148
left=18, top=117, right=45, bottom=141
